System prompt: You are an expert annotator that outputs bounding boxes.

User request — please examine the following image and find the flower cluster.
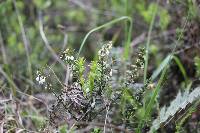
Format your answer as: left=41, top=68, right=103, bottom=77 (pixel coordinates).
left=35, top=70, right=53, bottom=91
left=60, top=48, right=75, bottom=65
left=36, top=70, right=46, bottom=85
left=60, top=48, right=82, bottom=83
left=37, top=41, right=151, bottom=131
left=43, top=42, right=115, bottom=127
left=136, top=47, right=145, bottom=69
left=95, top=42, right=113, bottom=94
left=125, top=47, right=145, bottom=86
left=125, top=65, right=138, bottom=86
left=98, top=41, right=112, bottom=58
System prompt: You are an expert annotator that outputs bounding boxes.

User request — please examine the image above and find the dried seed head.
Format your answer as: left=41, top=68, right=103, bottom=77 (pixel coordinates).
left=63, top=82, right=88, bottom=108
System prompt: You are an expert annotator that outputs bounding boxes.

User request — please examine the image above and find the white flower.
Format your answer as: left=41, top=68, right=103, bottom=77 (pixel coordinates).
left=36, top=76, right=39, bottom=82
left=74, top=82, right=79, bottom=87
left=107, top=41, right=113, bottom=49
left=70, top=56, right=74, bottom=60
left=98, top=41, right=113, bottom=58
left=65, top=55, right=74, bottom=61
left=91, top=98, right=96, bottom=108
left=109, top=69, right=113, bottom=76
left=105, top=49, right=109, bottom=55
left=98, top=49, right=105, bottom=57
left=36, top=75, right=46, bottom=84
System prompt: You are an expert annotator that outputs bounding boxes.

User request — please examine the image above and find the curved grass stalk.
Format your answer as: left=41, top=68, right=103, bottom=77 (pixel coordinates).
left=78, top=16, right=132, bottom=59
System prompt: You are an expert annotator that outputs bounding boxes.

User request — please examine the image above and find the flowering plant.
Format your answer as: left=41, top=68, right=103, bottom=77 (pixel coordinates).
left=36, top=41, right=148, bottom=132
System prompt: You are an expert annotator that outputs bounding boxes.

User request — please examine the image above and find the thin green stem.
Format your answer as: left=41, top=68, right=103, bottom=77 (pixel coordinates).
left=125, top=0, right=129, bottom=45
left=143, top=1, right=158, bottom=84
left=78, top=16, right=132, bottom=59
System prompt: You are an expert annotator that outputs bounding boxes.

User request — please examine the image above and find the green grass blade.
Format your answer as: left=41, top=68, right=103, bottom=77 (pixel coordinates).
left=78, top=16, right=132, bottom=59
left=0, top=66, right=18, bottom=96
left=143, top=1, right=158, bottom=84
left=151, top=55, right=172, bottom=81
left=137, top=65, right=168, bottom=133
left=173, top=55, right=189, bottom=84
left=151, top=55, right=189, bottom=84
left=145, top=66, right=167, bottom=118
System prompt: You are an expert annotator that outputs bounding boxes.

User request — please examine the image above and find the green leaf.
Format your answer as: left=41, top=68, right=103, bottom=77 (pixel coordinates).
left=151, top=55, right=172, bottom=81
left=159, top=9, right=171, bottom=30
left=59, top=124, right=68, bottom=133
left=194, top=56, right=200, bottom=77
left=173, top=55, right=189, bottom=84
left=150, top=86, right=200, bottom=131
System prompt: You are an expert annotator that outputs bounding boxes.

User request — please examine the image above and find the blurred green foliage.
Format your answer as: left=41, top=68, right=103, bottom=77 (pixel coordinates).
left=91, top=128, right=102, bottom=133
left=0, top=0, right=199, bottom=132
left=194, top=56, right=200, bottom=78
left=0, top=0, right=197, bottom=103
left=59, top=124, right=68, bottom=133
left=137, top=2, right=171, bottom=30
left=0, top=0, right=171, bottom=72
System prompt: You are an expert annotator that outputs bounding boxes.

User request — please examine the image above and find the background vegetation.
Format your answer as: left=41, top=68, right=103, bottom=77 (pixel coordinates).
left=0, top=0, right=200, bottom=132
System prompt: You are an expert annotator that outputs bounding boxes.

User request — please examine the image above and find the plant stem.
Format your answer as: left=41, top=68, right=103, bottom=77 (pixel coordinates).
left=143, top=1, right=158, bottom=85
